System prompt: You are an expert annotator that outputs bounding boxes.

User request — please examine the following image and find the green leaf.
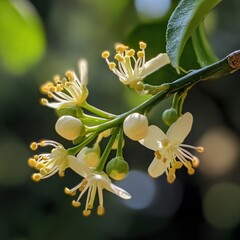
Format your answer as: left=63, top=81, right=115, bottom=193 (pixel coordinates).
left=166, top=0, right=221, bottom=73
left=191, top=22, right=218, bottom=67
left=0, top=0, right=46, bottom=74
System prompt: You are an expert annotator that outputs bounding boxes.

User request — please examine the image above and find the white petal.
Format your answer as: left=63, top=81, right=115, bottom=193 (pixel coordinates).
left=78, top=59, right=88, bottom=85
left=68, top=155, right=91, bottom=177
left=148, top=157, right=169, bottom=178
left=105, top=183, right=131, bottom=199
left=140, top=53, right=170, bottom=78
left=139, top=125, right=166, bottom=150
left=167, top=112, right=193, bottom=145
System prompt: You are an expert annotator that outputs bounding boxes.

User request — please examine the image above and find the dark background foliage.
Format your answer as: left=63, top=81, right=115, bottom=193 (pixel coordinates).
left=0, top=0, right=240, bottom=239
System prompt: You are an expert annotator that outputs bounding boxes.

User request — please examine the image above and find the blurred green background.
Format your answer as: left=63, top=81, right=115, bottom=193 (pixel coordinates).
left=0, top=0, right=240, bottom=239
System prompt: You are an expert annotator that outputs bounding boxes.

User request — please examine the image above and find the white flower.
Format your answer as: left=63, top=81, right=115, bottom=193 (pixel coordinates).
left=65, top=156, right=131, bottom=216
left=102, top=41, right=170, bottom=86
left=123, top=113, right=148, bottom=141
left=55, top=115, right=83, bottom=140
left=40, top=59, right=89, bottom=109
left=28, top=140, right=71, bottom=181
left=139, top=112, right=203, bottom=183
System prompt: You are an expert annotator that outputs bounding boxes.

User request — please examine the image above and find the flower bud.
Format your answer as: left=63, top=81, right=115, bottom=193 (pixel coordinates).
left=123, top=113, right=148, bottom=141
left=162, top=108, right=178, bottom=126
left=106, top=157, right=129, bottom=180
left=55, top=115, right=83, bottom=140
left=77, top=145, right=100, bottom=168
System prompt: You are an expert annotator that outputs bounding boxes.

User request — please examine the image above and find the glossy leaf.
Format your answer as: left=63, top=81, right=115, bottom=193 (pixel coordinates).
left=191, top=22, right=218, bottom=67
left=166, top=0, right=221, bottom=73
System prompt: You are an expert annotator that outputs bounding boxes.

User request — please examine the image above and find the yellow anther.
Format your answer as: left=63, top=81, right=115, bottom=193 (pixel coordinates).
left=47, top=92, right=53, bottom=98
left=115, top=53, right=124, bottom=62
left=35, top=162, right=44, bottom=170
left=83, top=210, right=91, bottom=217
left=39, top=141, right=46, bottom=147
left=97, top=206, right=105, bottom=216
left=28, top=158, right=37, bottom=168
left=72, top=200, right=81, bottom=207
left=64, top=187, right=72, bottom=195
left=88, top=204, right=93, bottom=210
left=34, top=155, right=39, bottom=160
left=192, top=157, right=199, bottom=167
left=109, top=62, right=116, bottom=70
left=167, top=173, right=176, bottom=184
left=126, top=49, right=135, bottom=57
left=188, top=168, right=195, bottom=175
left=115, top=43, right=128, bottom=53
left=58, top=171, right=65, bottom=177
left=49, top=86, right=56, bottom=92
left=174, top=161, right=183, bottom=169
left=31, top=173, right=41, bottom=182
left=40, top=168, right=48, bottom=176
left=137, top=51, right=144, bottom=58
left=30, top=142, right=38, bottom=151
left=102, top=51, right=110, bottom=59
left=185, top=161, right=192, bottom=169
left=53, top=75, right=60, bottom=84
left=40, top=98, right=49, bottom=105
left=196, top=146, right=204, bottom=153
left=66, top=71, right=75, bottom=81
left=139, top=41, right=147, bottom=50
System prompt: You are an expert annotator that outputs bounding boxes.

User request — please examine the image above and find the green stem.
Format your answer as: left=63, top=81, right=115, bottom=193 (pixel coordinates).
left=82, top=101, right=116, bottom=119
left=67, top=132, right=99, bottom=155
left=85, top=51, right=239, bottom=134
left=116, top=127, right=124, bottom=158
left=96, top=128, right=119, bottom=171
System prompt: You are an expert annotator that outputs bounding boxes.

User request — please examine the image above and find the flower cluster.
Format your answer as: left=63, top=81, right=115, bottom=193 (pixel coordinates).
left=29, top=41, right=204, bottom=216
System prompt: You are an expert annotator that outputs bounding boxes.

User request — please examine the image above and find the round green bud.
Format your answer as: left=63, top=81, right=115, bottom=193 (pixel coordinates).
left=106, top=157, right=129, bottom=180
left=162, top=108, right=178, bottom=126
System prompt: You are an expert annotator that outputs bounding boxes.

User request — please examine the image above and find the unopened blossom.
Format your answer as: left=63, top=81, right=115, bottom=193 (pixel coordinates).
left=102, top=41, right=170, bottom=87
left=55, top=115, right=83, bottom=140
left=139, top=112, right=203, bottom=183
left=65, top=156, right=131, bottom=216
left=28, top=140, right=70, bottom=181
left=40, top=59, right=89, bottom=109
left=123, top=112, right=148, bottom=141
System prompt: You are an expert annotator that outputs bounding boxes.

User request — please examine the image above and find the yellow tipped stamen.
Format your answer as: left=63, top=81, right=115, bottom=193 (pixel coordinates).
left=109, top=62, right=116, bottom=70
left=126, top=49, right=135, bottom=57
left=58, top=171, right=65, bottom=177
left=64, top=187, right=72, bottom=195
left=40, top=168, right=48, bottom=176
left=97, top=206, right=105, bottom=216
left=188, top=168, right=195, bottom=175
left=83, top=210, right=91, bottom=217
left=40, top=98, right=49, bottom=105
left=72, top=200, right=81, bottom=207
left=53, top=75, right=60, bottom=84
left=39, top=141, right=46, bottom=147
left=139, top=41, right=147, bottom=50
left=66, top=71, right=75, bottom=81
left=102, top=51, right=110, bottom=58
left=137, top=51, right=144, bottom=58
left=32, top=173, right=41, bottom=182
left=174, top=161, right=183, bottom=169
left=115, top=43, right=128, bottom=53
left=192, top=157, right=199, bottom=167
left=88, top=204, right=93, bottom=210
left=115, top=54, right=124, bottom=62
left=28, top=158, right=37, bottom=168
left=35, top=162, right=44, bottom=170
left=167, top=173, right=176, bottom=184
left=30, top=142, right=38, bottom=151
left=196, top=146, right=204, bottom=153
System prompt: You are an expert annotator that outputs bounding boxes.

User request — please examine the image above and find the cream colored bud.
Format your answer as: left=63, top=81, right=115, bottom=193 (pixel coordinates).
left=123, top=113, right=148, bottom=141
left=55, top=115, right=83, bottom=140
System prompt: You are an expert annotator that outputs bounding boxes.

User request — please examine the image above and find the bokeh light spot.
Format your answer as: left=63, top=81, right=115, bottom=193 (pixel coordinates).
left=134, top=0, right=171, bottom=20
left=203, top=182, right=240, bottom=229
left=117, top=170, right=156, bottom=209
left=198, top=127, right=239, bottom=177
